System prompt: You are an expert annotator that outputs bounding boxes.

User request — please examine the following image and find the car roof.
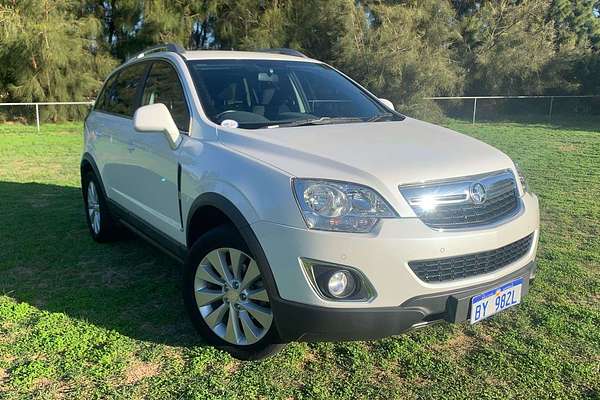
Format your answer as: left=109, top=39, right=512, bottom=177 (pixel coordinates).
left=181, top=50, right=319, bottom=63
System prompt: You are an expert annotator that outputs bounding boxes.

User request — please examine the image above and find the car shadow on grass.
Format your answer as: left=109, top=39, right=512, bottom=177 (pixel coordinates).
left=0, top=181, right=205, bottom=347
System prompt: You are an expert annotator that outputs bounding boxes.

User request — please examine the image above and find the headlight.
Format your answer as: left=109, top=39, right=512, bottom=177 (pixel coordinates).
left=514, top=163, right=529, bottom=193
left=293, top=179, right=397, bottom=232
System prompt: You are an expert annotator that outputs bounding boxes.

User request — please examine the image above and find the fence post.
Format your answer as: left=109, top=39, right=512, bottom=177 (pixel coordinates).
left=35, top=103, right=40, bottom=133
left=472, top=98, right=477, bottom=124
left=548, top=96, right=554, bottom=122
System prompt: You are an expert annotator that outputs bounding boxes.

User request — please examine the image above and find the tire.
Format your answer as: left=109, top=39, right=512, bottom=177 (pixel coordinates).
left=183, top=224, right=284, bottom=360
left=82, top=171, right=119, bottom=242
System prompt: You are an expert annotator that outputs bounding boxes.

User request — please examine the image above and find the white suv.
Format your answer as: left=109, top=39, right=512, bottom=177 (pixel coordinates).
left=81, top=44, right=540, bottom=360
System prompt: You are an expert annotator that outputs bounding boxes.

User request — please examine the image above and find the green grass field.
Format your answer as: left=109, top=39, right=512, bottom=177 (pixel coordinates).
left=0, top=120, right=598, bottom=399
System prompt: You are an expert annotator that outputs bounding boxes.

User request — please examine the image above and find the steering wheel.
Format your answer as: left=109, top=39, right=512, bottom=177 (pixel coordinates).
left=215, top=110, right=239, bottom=122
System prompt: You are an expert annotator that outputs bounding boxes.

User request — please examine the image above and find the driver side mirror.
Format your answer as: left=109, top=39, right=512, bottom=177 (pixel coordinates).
left=133, top=103, right=182, bottom=149
left=378, top=98, right=395, bottom=111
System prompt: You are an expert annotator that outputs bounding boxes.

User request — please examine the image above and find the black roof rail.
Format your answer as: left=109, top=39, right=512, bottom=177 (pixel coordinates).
left=128, top=43, right=186, bottom=61
left=257, top=48, right=308, bottom=58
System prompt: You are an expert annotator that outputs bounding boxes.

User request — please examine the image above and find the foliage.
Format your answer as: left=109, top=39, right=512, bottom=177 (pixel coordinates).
left=455, top=0, right=556, bottom=95
left=0, top=0, right=116, bottom=121
left=333, top=1, right=464, bottom=118
left=550, top=0, right=600, bottom=50
left=0, top=0, right=599, bottom=120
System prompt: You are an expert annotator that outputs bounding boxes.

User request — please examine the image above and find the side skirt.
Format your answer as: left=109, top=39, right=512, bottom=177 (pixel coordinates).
left=108, top=199, right=187, bottom=263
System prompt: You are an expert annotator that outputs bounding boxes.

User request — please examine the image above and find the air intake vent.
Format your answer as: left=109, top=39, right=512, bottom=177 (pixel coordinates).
left=408, top=234, right=534, bottom=282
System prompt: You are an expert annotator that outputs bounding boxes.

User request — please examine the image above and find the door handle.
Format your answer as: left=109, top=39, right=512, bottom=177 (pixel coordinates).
left=127, top=141, right=135, bottom=153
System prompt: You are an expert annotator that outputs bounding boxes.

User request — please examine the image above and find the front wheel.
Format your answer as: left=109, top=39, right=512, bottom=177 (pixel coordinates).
left=183, top=224, right=284, bottom=360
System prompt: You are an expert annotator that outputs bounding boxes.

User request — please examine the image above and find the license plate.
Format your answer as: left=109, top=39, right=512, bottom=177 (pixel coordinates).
left=470, top=278, right=523, bottom=324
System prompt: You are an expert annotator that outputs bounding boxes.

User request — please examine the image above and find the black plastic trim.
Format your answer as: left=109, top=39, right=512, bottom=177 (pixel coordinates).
left=108, top=199, right=187, bottom=262
left=271, top=260, right=536, bottom=342
left=80, top=154, right=107, bottom=198
left=177, top=163, right=183, bottom=228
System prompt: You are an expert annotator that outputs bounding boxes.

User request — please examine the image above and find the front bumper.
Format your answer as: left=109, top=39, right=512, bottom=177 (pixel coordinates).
left=252, top=193, right=540, bottom=308
left=272, top=260, right=536, bottom=342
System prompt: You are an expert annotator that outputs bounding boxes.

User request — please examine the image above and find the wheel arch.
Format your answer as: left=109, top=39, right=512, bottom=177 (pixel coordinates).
left=186, top=192, right=254, bottom=249
left=185, top=192, right=282, bottom=299
left=80, top=153, right=107, bottom=198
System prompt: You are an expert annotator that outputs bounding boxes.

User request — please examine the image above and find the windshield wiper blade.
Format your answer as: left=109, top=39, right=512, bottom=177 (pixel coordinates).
left=267, top=116, right=364, bottom=128
left=367, top=112, right=395, bottom=122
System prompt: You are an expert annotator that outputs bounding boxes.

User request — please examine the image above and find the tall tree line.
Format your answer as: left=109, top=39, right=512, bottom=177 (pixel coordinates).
left=0, top=0, right=599, bottom=120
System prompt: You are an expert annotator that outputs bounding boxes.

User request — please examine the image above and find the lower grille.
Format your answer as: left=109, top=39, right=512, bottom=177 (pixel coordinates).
left=408, top=234, right=534, bottom=282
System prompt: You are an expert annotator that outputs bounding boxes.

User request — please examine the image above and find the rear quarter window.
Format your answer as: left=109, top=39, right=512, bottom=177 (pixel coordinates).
left=94, top=73, right=118, bottom=112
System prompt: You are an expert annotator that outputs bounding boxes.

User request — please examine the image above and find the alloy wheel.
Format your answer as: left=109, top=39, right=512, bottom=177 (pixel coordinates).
left=194, top=248, right=273, bottom=346
left=87, top=181, right=101, bottom=234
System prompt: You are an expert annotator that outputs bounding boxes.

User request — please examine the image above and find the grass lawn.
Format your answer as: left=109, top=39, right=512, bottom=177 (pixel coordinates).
left=0, top=120, right=598, bottom=399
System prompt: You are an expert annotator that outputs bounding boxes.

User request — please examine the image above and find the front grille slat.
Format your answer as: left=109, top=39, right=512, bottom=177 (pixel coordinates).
left=408, top=234, right=534, bottom=282
left=400, top=170, right=520, bottom=229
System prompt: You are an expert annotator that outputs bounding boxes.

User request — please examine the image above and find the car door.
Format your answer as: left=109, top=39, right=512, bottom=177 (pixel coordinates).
left=126, top=60, right=191, bottom=241
left=94, top=62, right=149, bottom=209
left=86, top=71, right=118, bottom=189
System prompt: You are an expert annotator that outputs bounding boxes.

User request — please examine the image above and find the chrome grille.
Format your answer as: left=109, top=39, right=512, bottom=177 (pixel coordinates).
left=408, top=234, right=534, bottom=282
left=399, top=170, right=520, bottom=229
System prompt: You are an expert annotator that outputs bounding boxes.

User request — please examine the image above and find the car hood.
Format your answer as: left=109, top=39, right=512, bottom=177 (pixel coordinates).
left=217, top=118, right=516, bottom=208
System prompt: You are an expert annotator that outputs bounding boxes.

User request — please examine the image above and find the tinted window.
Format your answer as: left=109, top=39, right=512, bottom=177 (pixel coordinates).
left=94, top=73, right=118, bottom=112
left=142, top=61, right=190, bottom=131
left=106, top=62, right=147, bottom=117
left=187, top=60, right=399, bottom=129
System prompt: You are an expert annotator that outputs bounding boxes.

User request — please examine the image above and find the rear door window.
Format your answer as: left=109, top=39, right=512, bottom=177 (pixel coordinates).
left=105, top=62, right=148, bottom=117
left=141, top=61, right=190, bottom=132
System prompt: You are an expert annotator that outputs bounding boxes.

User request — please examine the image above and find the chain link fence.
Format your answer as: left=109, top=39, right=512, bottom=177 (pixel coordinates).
left=424, top=95, right=600, bottom=124
left=1, top=95, right=600, bottom=133
left=0, top=102, right=94, bottom=132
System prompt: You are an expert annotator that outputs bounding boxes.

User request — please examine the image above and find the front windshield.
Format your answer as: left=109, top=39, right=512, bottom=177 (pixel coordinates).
left=187, top=59, right=402, bottom=129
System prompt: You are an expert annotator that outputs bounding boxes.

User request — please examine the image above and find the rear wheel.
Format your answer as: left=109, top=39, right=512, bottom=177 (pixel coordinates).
left=183, top=224, right=284, bottom=360
left=82, top=172, right=119, bottom=242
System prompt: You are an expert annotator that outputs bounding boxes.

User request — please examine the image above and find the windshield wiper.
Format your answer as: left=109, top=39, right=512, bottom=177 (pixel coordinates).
left=367, top=112, right=395, bottom=122
left=267, top=116, right=364, bottom=128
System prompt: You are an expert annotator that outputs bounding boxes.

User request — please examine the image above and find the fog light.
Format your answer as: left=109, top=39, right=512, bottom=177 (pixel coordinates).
left=327, top=270, right=355, bottom=298
left=301, top=259, right=376, bottom=301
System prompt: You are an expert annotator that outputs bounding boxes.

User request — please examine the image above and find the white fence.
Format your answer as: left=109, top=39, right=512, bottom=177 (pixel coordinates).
left=424, top=95, right=600, bottom=124
left=0, top=101, right=94, bottom=132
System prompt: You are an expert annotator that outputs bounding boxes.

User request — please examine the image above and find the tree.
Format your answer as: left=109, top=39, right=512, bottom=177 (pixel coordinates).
left=550, top=0, right=600, bottom=51
left=0, top=0, right=116, bottom=121
left=455, top=0, right=556, bottom=95
left=333, top=0, right=464, bottom=117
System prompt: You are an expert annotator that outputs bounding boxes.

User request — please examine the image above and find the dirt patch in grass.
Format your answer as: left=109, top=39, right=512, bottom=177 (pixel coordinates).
left=0, top=368, right=8, bottom=393
left=223, top=360, right=240, bottom=374
left=557, top=144, right=577, bottom=152
left=33, top=377, right=53, bottom=389
left=301, top=349, right=318, bottom=367
left=124, top=360, right=161, bottom=384
left=435, top=331, right=478, bottom=358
